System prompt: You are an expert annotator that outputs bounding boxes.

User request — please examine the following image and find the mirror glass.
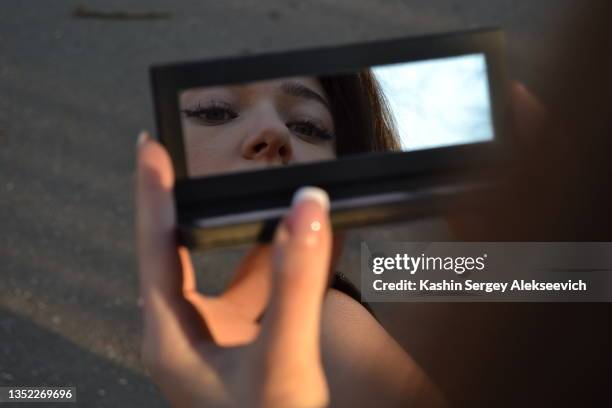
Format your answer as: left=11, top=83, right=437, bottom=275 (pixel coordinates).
left=179, top=53, right=493, bottom=178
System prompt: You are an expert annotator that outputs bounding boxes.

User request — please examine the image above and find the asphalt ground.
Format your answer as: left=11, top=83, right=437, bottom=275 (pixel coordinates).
left=0, top=1, right=580, bottom=406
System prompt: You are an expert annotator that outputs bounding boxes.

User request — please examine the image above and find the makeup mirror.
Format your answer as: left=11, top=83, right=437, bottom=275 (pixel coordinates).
left=178, top=54, right=494, bottom=178
left=150, top=28, right=509, bottom=249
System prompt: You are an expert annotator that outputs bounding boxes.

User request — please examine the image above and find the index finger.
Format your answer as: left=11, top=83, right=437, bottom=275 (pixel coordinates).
left=135, top=132, right=210, bottom=350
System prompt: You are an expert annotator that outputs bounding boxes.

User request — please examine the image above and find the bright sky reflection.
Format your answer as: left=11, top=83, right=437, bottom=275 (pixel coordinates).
left=372, top=53, right=494, bottom=151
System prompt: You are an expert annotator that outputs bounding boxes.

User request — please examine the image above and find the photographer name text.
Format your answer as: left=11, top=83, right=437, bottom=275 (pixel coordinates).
left=372, top=279, right=587, bottom=293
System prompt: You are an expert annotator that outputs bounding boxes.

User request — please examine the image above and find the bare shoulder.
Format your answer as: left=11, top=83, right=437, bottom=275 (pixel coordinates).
left=320, top=288, right=447, bottom=408
left=323, top=287, right=378, bottom=327
left=321, top=288, right=407, bottom=359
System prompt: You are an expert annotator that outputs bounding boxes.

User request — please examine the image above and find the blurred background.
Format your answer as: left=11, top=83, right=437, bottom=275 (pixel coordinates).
left=0, top=1, right=585, bottom=406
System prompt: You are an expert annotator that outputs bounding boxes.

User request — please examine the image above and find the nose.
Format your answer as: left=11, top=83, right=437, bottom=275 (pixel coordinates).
left=241, top=114, right=293, bottom=164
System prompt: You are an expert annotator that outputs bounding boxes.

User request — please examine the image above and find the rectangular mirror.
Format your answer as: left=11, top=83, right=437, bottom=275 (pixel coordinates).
left=150, top=28, right=509, bottom=249
left=178, top=53, right=494, bottom=178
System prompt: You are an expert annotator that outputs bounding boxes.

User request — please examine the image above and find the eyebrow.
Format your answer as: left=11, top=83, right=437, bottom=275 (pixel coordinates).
left=280, top=81, right=330, bottom=110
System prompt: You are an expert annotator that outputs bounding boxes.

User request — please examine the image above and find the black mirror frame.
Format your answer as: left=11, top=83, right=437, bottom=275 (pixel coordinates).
left=150, top=27, right=510, bottom=249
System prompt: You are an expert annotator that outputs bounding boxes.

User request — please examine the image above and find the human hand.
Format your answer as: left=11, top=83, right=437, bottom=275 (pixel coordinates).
left=135, top=132, right=332, bottom=407
left=510, top=81, right=547, bottom=146
left=446, top=80, right=546, bottom=239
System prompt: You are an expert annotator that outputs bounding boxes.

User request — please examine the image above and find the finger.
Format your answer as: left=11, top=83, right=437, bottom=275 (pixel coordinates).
left=446, top=82, right=548, bottom=240
left=135, top=131, right=208, bottom=352
left=221, top=245, right=273, bottom=321
left=256, top=187, right=332, bottom=405
left=511, top=81, right=547, bottom=144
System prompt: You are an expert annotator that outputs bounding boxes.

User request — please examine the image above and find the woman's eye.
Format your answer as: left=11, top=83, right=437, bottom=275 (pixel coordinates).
left=182, top=105, right=238, bottom=125
left=287, top=121, right=333, bottom=143
left=290, top=123, right=315, bottom=136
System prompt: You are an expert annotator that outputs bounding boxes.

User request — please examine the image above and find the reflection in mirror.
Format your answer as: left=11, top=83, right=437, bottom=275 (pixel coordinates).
left=179, top=53, right=493, bottom=178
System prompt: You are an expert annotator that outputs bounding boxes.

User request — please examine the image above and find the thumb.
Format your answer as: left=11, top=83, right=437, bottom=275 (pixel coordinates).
left=257, top=186, right=332, bottom=406
left=511, top=81, right=547, bottom=145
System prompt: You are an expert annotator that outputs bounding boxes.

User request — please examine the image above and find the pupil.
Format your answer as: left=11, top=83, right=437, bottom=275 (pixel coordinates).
left=209, top=109, right=223, bottom=120
left=299, top=124, right=311, bottom=135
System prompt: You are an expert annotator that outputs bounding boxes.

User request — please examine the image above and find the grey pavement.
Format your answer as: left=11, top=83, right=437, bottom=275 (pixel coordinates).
left=0, top=1, right=578, bottom=406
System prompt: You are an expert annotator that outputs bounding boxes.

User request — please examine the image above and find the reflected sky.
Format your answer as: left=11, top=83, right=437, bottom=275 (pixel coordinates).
left=373, top=53, right=494, bottom=151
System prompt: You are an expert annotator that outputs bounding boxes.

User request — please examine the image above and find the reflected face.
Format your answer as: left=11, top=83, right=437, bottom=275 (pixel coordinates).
left=180, top=77, right=336, bottom=176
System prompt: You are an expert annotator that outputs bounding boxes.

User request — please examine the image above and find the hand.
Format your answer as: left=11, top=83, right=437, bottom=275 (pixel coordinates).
left=446, top=81, right=547, bottom=239
left=135, top=132, right=332, bottom=408
left=510, top=81, right=547, bottom=147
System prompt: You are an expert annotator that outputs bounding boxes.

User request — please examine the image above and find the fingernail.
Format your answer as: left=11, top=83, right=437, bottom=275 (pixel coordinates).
left=137, top=130, right=149, bottom=147
left=288, top=187, right=329, bottom=243
left=291, top=186, right=330, bottom=212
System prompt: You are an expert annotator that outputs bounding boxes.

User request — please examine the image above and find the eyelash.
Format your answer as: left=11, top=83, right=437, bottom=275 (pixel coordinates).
left=181, top=101, right=238, bottom=125
left=181, top=102, right=334, bottom=142
left=287, top=119, right=334, bottom=142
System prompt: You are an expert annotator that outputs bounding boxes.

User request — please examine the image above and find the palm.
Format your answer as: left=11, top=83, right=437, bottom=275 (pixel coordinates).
left=184, top=246, right=272, bottom=346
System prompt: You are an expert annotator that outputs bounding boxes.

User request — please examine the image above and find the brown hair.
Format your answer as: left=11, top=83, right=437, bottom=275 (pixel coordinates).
left=319, top=70, right=401, bottom=155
